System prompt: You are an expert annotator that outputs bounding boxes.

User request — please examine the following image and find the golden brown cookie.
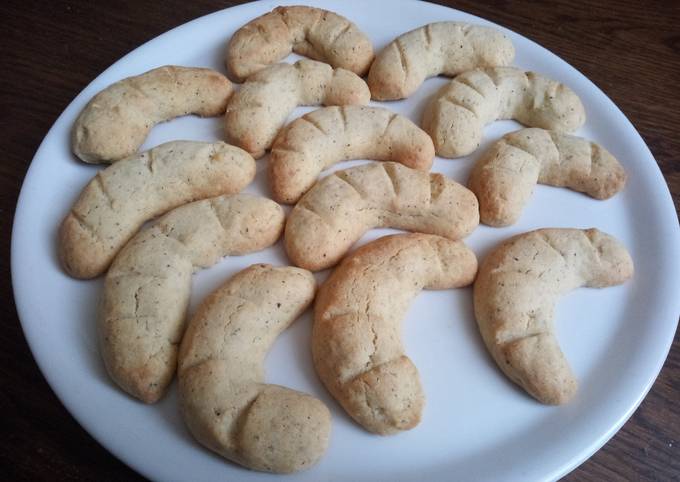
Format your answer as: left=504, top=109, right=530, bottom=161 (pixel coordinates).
left=469, top=128, right=627, bottom=226
left=178, top=264, right=330, bottom=473
left=368, top=22, right=514, bottom=100
left=227, top=6, right=373, bottom=81
left=284, top=162, right=478, bottom=271
left=474, top=228, right=633, bottom=404
left=269, top=106, right=435, bottom=204
left=72, top=66, right=233, bottom=163
left=99, top=194, right=284, bottom=403
left=313, top=234, right=477, bottom=434
left=59, top=141, right=255, bottom=279
left=422, top=67, right=586, bottom=158
left=225, top=59, right=369, bottom=158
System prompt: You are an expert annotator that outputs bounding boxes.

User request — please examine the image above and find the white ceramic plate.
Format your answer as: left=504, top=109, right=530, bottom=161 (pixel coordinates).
left=12, top=0, right=680, bottom=480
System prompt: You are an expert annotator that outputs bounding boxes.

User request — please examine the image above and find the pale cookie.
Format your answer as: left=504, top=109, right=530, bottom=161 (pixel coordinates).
left=59, top=141, right=255, bottom=279
left=313, top=233, right=477, bottom=434
left=284, top=162, right=478, bottom=271
left=422, top=67, right=586, bottom=158
left=227, top=5, right=374, bottom=82
left=178, top=264, right=330, bottom=473
left=99, top=194, right=284, bottom=404
left=469, top=128, right=627, bottom=226
left=72, top=66, right=233, bottom=163
left=269, top=105, right=435, bottom=204
left=225, top=59, right=370, bottom=158
left=368, top=22, right=514, bottom=100
left=474, top=228, right=633, bottom=404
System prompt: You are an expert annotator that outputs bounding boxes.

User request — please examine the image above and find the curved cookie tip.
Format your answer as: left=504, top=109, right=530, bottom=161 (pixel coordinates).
left=238, top=386, right=331, bottom=473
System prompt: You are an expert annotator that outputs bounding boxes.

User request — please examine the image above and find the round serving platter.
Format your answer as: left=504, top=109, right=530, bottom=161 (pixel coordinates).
left=12, top=0, right=680, bottom=480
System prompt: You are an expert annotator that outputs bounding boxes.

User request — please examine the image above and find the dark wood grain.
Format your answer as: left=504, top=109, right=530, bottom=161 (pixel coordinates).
left=1, top=1, right=678, bottom=480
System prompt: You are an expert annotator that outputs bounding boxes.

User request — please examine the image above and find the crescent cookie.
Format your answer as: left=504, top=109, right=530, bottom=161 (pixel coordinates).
left=72, top=66, right=233, bottom=163
left=227, top=5, right=374, bottom=82
left=284, top=162, right=479, bottom=271
left=469, top=128, right=627, bottom=226
left=99, top=194, right=284, bottom=404
left=59, top=141, right=255, bottom=279
left=225, top=59, right=370, bottom=158
left=313, top=233, right=477, bottom=434
left=269, top=105, right=435, bottom=204
left=422, top=67, right=586, bottom=158
left=178, top=264, right=330, bottom=473
left=368, top=22, right=514, bottom=100
left=474, top=228, right=633, bottom=404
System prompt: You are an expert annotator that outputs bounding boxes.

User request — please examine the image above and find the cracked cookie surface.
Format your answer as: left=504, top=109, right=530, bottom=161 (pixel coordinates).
left=313, top=233, right=477, bottom=434
left=284, top=161, right=478, bottom=271
left=59, top=140, right=255, bottom=279
left=227, top=6, right=373, bottom=81
left=473, top=228, right=633, bottom=404
left=422, top=67, right=586, bottom=158
left=225, top=59, right=369, bottom=158
left=368, top=22, right=514, bottom=100
left=99, top=194, right=284, bottom=403
left=178, top=264, right=330, bottom=473
left=469, top=128, right=626, bottom=226
left=72, top=66, right=233, bottom=163
left=269, top=105, right=434, bottom=204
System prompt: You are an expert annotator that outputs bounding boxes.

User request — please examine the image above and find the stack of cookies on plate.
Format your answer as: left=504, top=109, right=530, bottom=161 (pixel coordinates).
left=59, top=5, right=632, bottom=474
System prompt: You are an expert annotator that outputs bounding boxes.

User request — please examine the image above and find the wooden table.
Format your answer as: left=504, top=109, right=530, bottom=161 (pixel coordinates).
left=2, top=0, right=678, bottom=480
